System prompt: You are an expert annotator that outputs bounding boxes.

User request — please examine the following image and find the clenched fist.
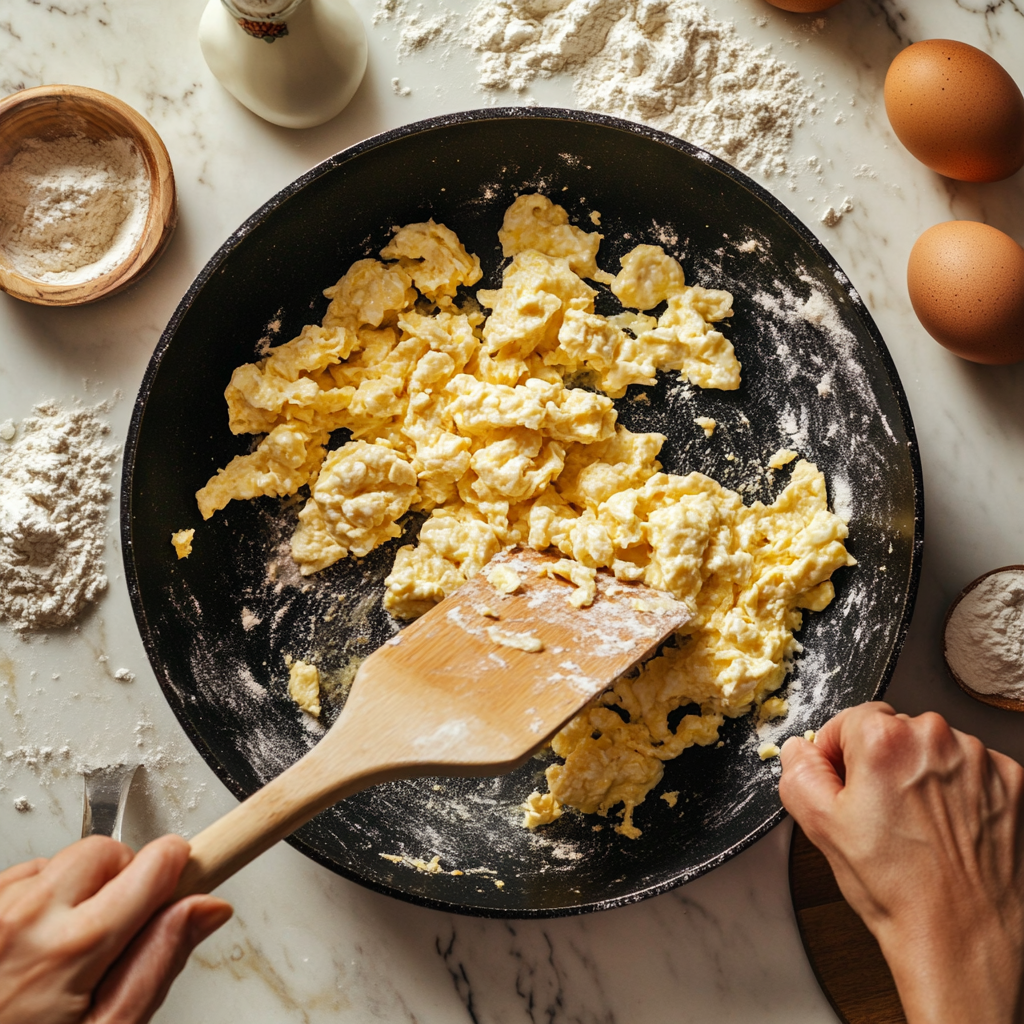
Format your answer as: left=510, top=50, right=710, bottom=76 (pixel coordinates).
left=781, top=702, right=1024, bottom=1024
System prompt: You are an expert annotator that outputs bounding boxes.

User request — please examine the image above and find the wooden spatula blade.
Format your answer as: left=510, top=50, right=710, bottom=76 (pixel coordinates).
left=344, top=548, right=692, bottom=767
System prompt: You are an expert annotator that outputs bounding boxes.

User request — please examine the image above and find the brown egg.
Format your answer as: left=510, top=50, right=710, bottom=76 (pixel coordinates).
left=907, top=221, right=1024, bottom=364
left=763, top=0, right=842, bottom=11
left=885, top=40, right=1024, bottom=182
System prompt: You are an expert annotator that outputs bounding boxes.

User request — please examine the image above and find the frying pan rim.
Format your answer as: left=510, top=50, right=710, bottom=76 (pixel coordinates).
left=120, top=106, right=925, bottom=919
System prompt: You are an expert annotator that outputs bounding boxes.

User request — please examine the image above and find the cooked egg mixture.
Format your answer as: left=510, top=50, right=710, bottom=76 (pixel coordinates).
left=197, top=193, right=854, bottom=839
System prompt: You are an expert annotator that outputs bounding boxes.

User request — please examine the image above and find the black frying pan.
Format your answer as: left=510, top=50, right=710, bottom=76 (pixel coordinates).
left=122, top=109, right=923, bottom=918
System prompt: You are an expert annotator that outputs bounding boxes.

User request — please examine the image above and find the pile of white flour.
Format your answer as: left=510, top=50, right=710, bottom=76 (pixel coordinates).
left=0, top=403, right=117, bottom=631
left=466, top=0, right=811, bottom=175
left=0, top=134, right=149, bottom=284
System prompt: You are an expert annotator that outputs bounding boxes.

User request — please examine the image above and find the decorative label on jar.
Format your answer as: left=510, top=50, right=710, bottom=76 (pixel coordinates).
left=236, top=17, right=289, bottom=40
left=222, top=0, right=304, bottom=40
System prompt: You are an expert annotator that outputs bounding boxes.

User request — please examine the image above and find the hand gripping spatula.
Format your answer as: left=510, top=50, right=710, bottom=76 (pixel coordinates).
left=173, top=548, right=690, bottom=898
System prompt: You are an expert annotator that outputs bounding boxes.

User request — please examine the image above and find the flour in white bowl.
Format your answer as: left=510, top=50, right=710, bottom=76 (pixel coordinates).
left=0, top=402, right=118, bottom=631
left=465, top=0, right=812, bottom=176
left=0, top=134, right=149, bottom=284
left=945, top=570, right=1024, bottom=700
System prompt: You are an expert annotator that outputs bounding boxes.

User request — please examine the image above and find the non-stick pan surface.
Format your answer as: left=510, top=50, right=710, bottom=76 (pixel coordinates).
left=122, top=109, right=923, bottom=918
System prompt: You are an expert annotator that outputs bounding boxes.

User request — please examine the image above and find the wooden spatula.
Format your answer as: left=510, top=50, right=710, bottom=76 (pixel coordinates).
left=172, top=548, right=691, bottom=899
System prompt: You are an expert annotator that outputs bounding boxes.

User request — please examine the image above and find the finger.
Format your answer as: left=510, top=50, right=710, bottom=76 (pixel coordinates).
left=779, top=734, right=844, bottom=841
left=0, top=857, right=48, bottom=892
left=40, top=836, right=134, bottom=906
left=985, top=747, right=1024, bottom=811
left=75, top=835, right=191, bottom=961
left=86, top=895, right=233, bottom=1024
left=816, top=701, right=898, bottom=777
left=988, top=747, right=1024, bottom=783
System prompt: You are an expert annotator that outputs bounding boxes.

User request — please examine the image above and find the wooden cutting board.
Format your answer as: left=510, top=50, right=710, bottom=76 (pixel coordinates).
left=789, top=824, right=906, bottom=1024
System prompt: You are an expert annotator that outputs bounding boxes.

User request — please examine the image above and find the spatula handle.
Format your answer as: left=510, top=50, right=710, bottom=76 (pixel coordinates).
left=171, top=733, right=387, bottom=900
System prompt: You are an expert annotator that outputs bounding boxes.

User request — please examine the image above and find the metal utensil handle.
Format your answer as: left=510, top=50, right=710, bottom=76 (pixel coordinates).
left=82, top=764, right=140, bottom=841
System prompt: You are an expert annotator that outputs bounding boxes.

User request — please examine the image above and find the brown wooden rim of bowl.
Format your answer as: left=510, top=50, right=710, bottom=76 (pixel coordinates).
left=0, top=84, right=177, bottom=307
left=942, top=564, right=1024, bottom=712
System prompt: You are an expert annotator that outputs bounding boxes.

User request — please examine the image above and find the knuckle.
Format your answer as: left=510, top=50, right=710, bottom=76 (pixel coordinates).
left=52, top=915, right=91, bottom=953
left=0, top=879, right=53, bottom=935
left=961, top=734, right=988, bottom=765
left=778, top=735, right=805, bottom=768
left=80, top=834, right=126, bottom=859
left=994, top=753, right=1024, bottom=798
left=915, top=711, right=952, bottom=745
left=780, top=752, right=814, bottom=785
left=857, top=714, right=904, bottom=761
left=778, top=757, right=817, bottom=804
left=79, top=835, right=133, bottom=875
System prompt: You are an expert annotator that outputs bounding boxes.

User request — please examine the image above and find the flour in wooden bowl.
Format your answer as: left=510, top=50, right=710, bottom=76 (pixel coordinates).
left=0, top=134, right=149, bottom=284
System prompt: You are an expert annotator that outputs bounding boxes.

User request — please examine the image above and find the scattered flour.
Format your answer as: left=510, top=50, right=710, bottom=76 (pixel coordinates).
left=400, top=12, right=451, bottom=53
left=945, top=570, right=1024, bottom=700
left=820, top=196, right=854, bottom=227
left=829, top=475, right=853, bottom=523
left=0, top=134, right=149, bottom=284
left=372, top=0, right=403, bottom=23
left=796, top=283, right=855, bottom=355
left=374, top=0, right=453, bottom=57
left=465, top=0, right=812, bottom=175
left=0, top=402, right=117, bottom=631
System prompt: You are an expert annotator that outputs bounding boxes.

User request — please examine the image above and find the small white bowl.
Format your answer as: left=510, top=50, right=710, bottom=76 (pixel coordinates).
left=942, top=564, right=1024, bottom=712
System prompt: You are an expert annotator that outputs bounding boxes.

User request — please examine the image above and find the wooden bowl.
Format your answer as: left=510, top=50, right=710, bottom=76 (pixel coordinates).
left=0, top=85, right=176, bottom=306
left=942, top=565, right=1024, bottom=712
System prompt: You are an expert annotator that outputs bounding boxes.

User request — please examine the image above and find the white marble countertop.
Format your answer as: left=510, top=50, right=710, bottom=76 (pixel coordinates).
left=1, top=0, right=1023, bottom=1020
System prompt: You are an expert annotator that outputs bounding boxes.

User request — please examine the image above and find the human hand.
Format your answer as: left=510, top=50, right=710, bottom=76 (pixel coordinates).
left=0, top=834, right=233, bottom=1024
left=780, top=702, right=1024, bottom=1024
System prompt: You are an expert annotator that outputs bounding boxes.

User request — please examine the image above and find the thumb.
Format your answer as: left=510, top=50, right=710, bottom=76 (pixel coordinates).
left=779, top=734, right=844, bottom=844
left=86, top=895, right=233, bottom=1024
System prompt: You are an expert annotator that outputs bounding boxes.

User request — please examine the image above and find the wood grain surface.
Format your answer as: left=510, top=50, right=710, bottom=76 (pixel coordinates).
left=789, top=824, right=906, bottom=1024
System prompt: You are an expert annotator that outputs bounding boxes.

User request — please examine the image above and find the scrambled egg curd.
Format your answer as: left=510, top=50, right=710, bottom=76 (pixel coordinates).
left=197, top=194, right=853, bottom=839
